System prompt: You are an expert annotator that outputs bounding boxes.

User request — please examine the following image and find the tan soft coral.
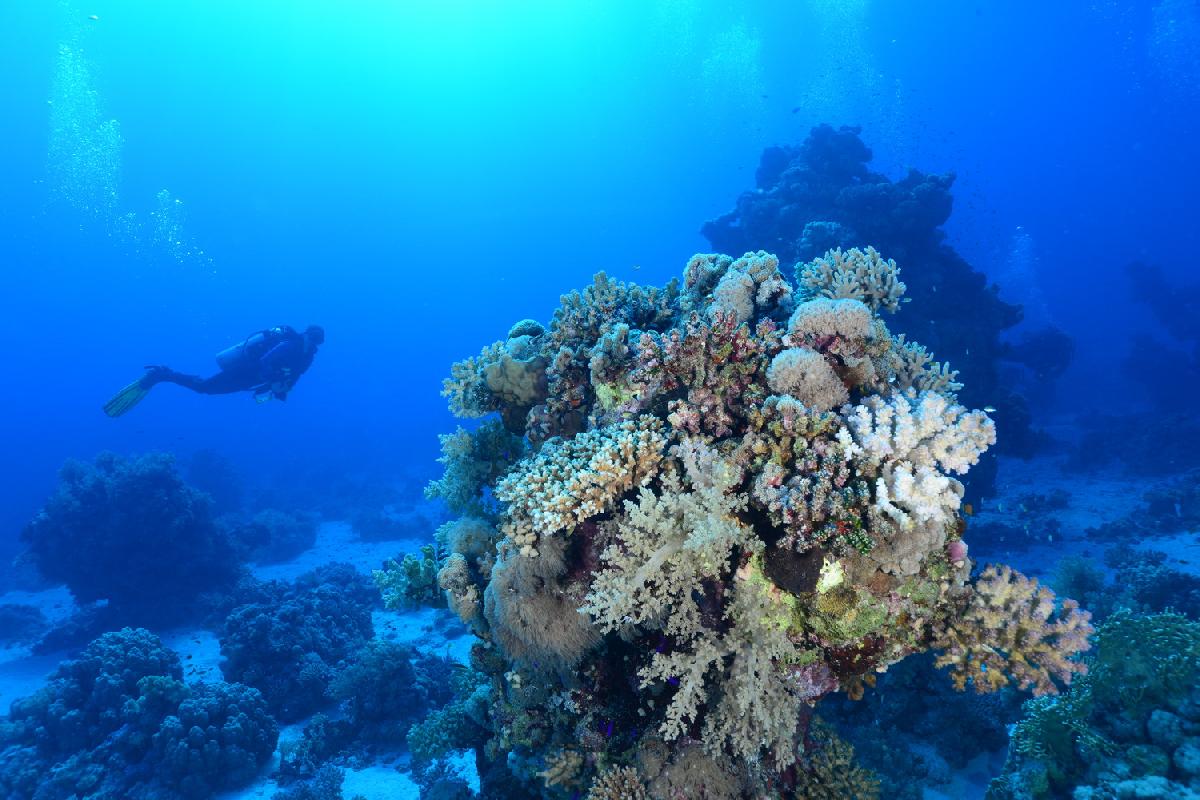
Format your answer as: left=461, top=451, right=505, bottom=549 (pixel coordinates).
left=934, top=564, right=1093, bottom=695
left=495, top=415, right=668, bottom=556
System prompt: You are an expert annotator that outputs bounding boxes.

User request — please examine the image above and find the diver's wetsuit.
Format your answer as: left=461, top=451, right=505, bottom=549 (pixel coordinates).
left=148, top=326, right=315, bottom=401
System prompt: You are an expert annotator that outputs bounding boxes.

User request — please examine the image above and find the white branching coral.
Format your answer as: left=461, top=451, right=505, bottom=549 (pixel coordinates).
left=843, top=390, right=995, bottom=475
left=495, top=415, right=667, bottom=556
left=840, top=390, right=995, bottom=530
left=798, top=246, right=907, bottom=314
left=766, top=347, right=849, bottom=412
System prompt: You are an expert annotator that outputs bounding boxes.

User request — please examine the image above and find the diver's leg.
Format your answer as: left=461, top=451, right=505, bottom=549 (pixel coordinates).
left=148, top=367, right=253, bottom=395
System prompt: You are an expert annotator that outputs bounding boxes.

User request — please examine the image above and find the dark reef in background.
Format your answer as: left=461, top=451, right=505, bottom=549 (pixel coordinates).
left=1125, top=261, right=1200, bottom=407
left=702, top=124, right=1061, bottom=494
left=0, top=627, right=277, bottom=800
left=20, top=452, right=242, bottom=626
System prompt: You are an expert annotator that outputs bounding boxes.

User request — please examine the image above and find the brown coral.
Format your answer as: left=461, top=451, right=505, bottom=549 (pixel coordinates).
left=495, top=415, right=668, bottom=556
left=587, top=766, right=649, bottom=800
left=933, top=564, right=1093, bottom=695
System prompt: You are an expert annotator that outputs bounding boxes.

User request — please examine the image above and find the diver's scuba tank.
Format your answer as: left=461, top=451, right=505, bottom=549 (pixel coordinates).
left=215, top=328, right=283, bottom=370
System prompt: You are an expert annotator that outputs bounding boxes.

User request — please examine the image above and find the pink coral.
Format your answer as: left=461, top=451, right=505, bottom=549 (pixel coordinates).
left=631, top=311, right=780, bottom=438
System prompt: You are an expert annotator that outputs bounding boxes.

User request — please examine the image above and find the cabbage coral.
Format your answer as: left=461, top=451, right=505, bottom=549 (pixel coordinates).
left=425, top=248, right=1090, bottom=799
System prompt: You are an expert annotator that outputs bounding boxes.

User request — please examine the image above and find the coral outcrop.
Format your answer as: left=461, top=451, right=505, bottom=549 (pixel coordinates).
left=20, top=452, right=241, bottom=624
left=421, top=247, right=1090, bottom=798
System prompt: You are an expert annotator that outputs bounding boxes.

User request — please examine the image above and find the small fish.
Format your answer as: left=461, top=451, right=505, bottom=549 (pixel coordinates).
left=632, top=264, right=641, bottom=271
left=983, top=406, right=996, bottom=413
left=88, top=14, right=99, bottom=20
left=963, top=503, right=974, bottom=516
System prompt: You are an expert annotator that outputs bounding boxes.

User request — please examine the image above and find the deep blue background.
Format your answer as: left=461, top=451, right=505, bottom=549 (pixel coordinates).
left=1, top=1, right=1196, bottom=546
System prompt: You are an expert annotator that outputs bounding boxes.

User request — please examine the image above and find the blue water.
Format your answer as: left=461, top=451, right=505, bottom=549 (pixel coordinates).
left=1, top=2, right=1198, bottom=797
left=1, top=1, right=1194, bottom=538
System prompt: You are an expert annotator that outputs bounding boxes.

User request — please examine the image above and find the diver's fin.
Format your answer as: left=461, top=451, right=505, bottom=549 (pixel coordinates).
left=102, top=377, right=151, bottom=418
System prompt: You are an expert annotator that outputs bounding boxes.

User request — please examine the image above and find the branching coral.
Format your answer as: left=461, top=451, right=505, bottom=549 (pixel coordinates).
left=426, top=420, right=526, bottom=518
left=798, top=246, right=906, bottom=314
left=707, top=250, right=793, bottom=324
left=374, top=544, right=443, bottom=609
left=587, top=766, right=648, bottom=800
left=632, top=311, right=781, bottom=438
left=934, top=565, right=1092, bottom=695
left=495, top=415, right=667, bottom=556
left=842, top=390, right=995, bottom=530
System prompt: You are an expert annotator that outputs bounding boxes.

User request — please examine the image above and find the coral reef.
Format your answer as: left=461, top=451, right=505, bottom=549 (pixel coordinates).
left=424, top=248, right=1088, bottom=798
left=0, top=628, right=277, bottom=800
left=279, top=643, right=457, bottom=782
left=219, top=563, right=377, bottom=721
left=702, top=124, right=1050, bottom=488
left=21, top=452, right=241, bottom=623
left=988, top=611, right=1200, bottom=799
left=1055, top=546, right=1200, bottom=623
left=226, top=508, right=319, bottom=563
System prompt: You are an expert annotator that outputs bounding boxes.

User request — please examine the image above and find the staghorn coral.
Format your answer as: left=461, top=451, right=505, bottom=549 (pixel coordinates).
left=934, top=564, right=1092, bottom=695
left=426, top=247, right=1081, bottom=799
left=495, top=415, right=667, bottom=556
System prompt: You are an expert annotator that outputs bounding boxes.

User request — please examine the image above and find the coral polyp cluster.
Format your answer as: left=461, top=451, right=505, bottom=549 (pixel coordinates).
left=430, top=247, right=1092, bottom=798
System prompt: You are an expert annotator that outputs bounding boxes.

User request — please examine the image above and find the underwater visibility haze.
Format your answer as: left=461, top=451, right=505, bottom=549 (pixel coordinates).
left=0, top=2, right=1198, bottom=799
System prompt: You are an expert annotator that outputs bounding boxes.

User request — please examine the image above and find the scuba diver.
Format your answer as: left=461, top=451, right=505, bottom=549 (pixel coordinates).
left=103, top=325, right=324, bottom=417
